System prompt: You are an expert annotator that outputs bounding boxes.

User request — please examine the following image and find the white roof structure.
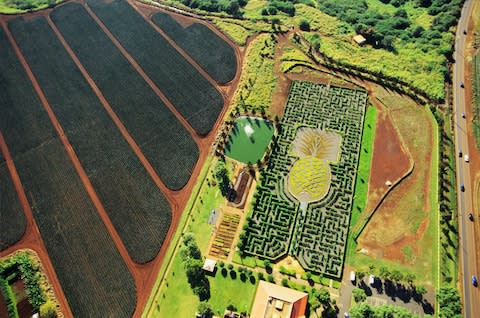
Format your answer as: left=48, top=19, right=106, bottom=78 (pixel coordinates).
left=202, top=258, right=217, bottom=272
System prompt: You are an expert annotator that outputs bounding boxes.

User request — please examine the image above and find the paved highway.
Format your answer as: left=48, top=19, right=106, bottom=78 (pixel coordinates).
left=452, top=1, right=479, bottom=317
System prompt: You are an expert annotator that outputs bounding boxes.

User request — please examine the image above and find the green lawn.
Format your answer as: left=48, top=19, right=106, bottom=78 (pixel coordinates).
left=225, top=116, right=274, bottom=164
left=208, top=271, right=258, bottom=315
left=148, top=157, right=259, bottom=317
left=348, top=106, right=377, bottom=236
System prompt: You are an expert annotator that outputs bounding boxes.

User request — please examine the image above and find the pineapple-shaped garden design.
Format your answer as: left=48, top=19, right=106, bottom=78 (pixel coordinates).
left=287, top=127, right=342, bottom=204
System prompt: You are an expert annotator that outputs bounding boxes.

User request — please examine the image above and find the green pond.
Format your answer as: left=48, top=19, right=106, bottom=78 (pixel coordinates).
left=225, top=116, right=274, bottom=164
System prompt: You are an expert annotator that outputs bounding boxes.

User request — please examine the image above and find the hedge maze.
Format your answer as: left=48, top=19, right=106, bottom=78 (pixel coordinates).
left=242, top=81, right=367, bottom=277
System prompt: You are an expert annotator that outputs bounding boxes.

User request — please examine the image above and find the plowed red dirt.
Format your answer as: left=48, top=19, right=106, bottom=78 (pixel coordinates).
left=364, top=103, right=412, bottom=214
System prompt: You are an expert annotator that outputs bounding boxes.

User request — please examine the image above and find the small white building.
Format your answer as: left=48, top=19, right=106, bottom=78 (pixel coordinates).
left=202, top=259, right=217, bottom=273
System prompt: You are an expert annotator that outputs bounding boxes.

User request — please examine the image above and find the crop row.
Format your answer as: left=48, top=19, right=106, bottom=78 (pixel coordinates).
left=51, top=2, right=199, bottom=191
left=87, top=0, right=224, bottom=135
left=10, top=15, right=172, bottom=264
left=151, top=11, right=237, bottom=84
left=241, top=81, right=367, bottom=277
left=0, top=164, right=25, bottom=252
left=0, top=26, right=136, bottom=317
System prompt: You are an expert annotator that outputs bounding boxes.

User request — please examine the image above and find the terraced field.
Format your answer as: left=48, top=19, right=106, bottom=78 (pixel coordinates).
left=0, top=26, right=136, bottom=317
left=51, top=2, right=198, bottom=190
left=240, top=81, right=367, bottom=277
left=88, top=0, right=224, bottom=135
left=9, top=15, right=171, bottom=264
left=151, top=11, right=237, bottom=84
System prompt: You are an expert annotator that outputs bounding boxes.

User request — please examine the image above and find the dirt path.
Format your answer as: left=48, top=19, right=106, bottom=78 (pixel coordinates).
left=0, top=132, right=73, bottom=318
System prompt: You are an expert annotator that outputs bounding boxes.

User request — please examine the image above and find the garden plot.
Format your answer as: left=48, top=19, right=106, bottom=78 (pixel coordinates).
left=240, top=81, right=367, bottom=277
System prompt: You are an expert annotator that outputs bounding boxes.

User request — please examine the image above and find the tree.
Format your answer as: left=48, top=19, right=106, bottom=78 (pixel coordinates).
left=299, top=20, right=310, bottom=31
left=40, top=300, right=57, bottom=318
left=316, top=287, right=330, bottom=304
left=415, top=285, right=427, bottom=296
left=352, top=288, right=367, bottom=303
left=197, top=302, right=213, bottom=318
left=390, top=270, right=403, bottom=283
left=437, top=287, right=462, bottom=318
left=185, top=259, right=210, bottom=300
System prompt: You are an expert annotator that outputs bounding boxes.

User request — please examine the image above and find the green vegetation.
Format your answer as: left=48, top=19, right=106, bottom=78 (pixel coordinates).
left=51, top=3, right=199, bottom=190
left=175, top=0, right=247, bottom=15
left=238, top=81, right=367, bottom=277
left=473, top=52, right=480, bottom=148
left=151, top=12, right=237, bottom=84
left=437, top=287, right=462, bottom=318
left=231, top=33, right=277, bottom=112
left=431, top=107, right=458, bottom=286
left=0, top=0, right=62, bottom=14
left=352, top=287, right=367, bottom=303
left=349, top=302, right=421, bottom=318
left=88, top=0, right=223, bottom=135
left=225, top=116, right=274, bottom=164
left=0, top=25, right=135, bottom=318
left=349, top=106, right=377, bottom=236
left=0, top=250, right=58, bottom=317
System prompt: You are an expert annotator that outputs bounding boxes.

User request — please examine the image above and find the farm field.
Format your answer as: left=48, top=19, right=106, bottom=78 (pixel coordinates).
left=0, top=25, right=136, bottom=317
left=0, top=163, right=25, bottom=252
left=239, top=81, right=367, bottom=277
left=354, top=87, right=438, bottom=285
left=151, top=11, right=237, bottom=84
left=51, top=2, right=198, bottom=191
left=87, top=0, right=224, bottom=136
left=9, top=14, right=171, bottom=264
left=224, top=116, right=274, bottom=164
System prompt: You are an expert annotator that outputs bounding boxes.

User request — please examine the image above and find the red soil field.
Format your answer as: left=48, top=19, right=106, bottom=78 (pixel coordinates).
left=0, top=291, right=8, bottom=318
left=12, top=279, right=34, bottom=318
left=364, top=103, right=412, bottom=214
left=0, top=1, right=244, bottom=316
left=358, top=89, right=434, bottom=264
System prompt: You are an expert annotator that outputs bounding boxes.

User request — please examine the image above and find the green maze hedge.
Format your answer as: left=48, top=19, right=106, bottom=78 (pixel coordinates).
left=9, top=15, right=172, bottom=263
left=0, top=164, right=26, bottom=252
left=151, top=11, right=237, bottom=84
left=88, top=0, right=224, bottom=135
left=51, top=3, right=199, bottom=190
left=242, top=81, right=367, bottom=277
left=0, top=27, right=135, bottom=318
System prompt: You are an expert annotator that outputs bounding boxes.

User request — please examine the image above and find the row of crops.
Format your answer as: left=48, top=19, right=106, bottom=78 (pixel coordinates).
left=0, top=164, right=25, bottom=252
left=9, top=14, right=171, bottom=264
left=240, top=81, right=367, bottom=277
left=0, top=27, right=136, bottom=318
left=87, top=0, right=225, bottom=136
left=51, top=2, right=199, bottom=191
left=151, top=11, right=237, bottom=84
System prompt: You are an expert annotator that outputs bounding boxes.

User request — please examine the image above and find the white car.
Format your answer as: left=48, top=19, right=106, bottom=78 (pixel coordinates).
left=465, top=155, right=469, bottom=163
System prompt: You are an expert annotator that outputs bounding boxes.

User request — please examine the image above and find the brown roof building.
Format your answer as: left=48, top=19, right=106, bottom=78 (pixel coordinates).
left=250, top=281, right=308, bottom=318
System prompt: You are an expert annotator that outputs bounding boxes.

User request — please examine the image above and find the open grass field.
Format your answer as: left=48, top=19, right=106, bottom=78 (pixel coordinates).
left=51, top=2, right=199, bottom=190
left=87, top=0, right=224, bottom=136
left=152, top=11, right=237, bottom=84
left=0, top=26, right=135, bottom=317
left=354, top=88, right=438, bottom=286
left=9, top=14, right=171, bottom=264
left=225, top=116, right=274, bottom=164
